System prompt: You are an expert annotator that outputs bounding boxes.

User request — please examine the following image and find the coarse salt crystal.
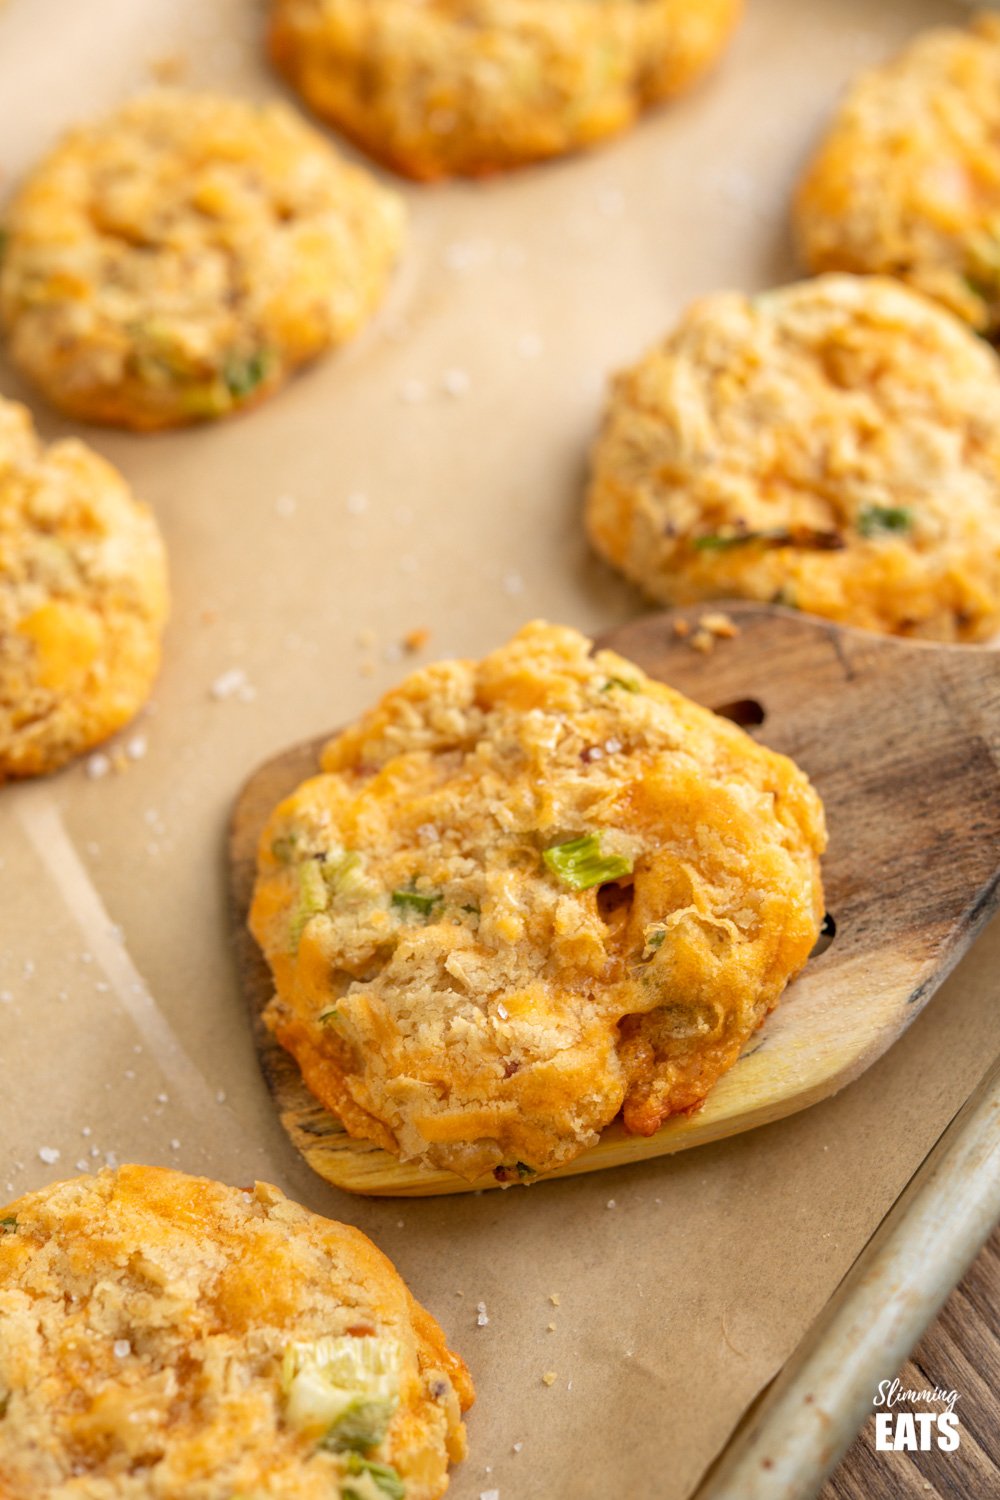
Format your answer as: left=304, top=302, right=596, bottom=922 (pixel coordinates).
left=443, top=368, right=470, bottom=398
left=113, top=1340, right=131, bottom=1358
left=86, top=752, right=111, bottom=779
left=496, top=1002, right=509, bottom=1021
left=125, top=734, right=147, bottom=761
left=604, top=737, right=623, bottom=755
left=476, top=1301, right=489, bottom=1327
left=606, top=1199, right=616, bottom=1209
left=38, top=1147, right=60, bottom=1165
left=210, top=667, right=250, bottom=701
left=480, top=1491, right=500, bottom=1500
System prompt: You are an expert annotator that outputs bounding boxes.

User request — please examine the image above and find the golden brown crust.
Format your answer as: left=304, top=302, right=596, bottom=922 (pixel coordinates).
left=0, top=398, right=168, bottom=779
left=586, top=274, right=1000, bottom=641
left=249, top=622, right=825, bottom=1182
left=268, top=0, right=742, bottom=181
left=0, top=1166, right=471, bottom=1499
left=795, top=14, right=1000, bottom=337
left=0, top=92, right=405, bottom=430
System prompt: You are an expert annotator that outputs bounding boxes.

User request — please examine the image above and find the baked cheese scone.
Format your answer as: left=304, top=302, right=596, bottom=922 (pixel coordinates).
left=0, top=1166, right=472, bottom=1499
left=0, top=92, right=405, bottom=430
left=249, top=621, right=826, bottom=1184
left=0, top=397, right=168, bottom=779
left=795, top=14, right=1000, bottom=339
left=586, top=275, right=1000, bottom=641
left=268, top=0, right=743, bottom=181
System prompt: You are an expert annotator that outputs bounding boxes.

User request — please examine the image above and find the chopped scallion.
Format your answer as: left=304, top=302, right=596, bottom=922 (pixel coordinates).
left=542, top=834, right=633, bottom=891
left=391, top=887, right=442, bottom=917
left=856, top=503, right=914, bottom=538
left=289, top=859, right=329, bottom=949
left=343, top=1456, right=405, bottom=1500
left=223, top=349, right=273, bottom=401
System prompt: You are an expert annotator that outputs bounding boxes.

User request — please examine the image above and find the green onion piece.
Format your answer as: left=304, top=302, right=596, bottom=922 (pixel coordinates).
left=391, top=887, right=442, bottom=917
left=600, top=676, right=640, bottom=693
left=271, top=834, right=299, bottom=864
left=516, top=1162, right=536, bottom=1178
left=641, top=926, right=667, bottom=961
left=856, top=504, right=914, bottom=538
left=0, top=1216, right=17, bottom=1234
left=323, top=850, right=376, bottom=905
left=542, top=834, right=633, bottom=891
left=289, top=859, right=329, bottom=949
left=343, top=1456, right=405, bottom=1500
left=693, top=531, right=761, bottom=551
left=321, top=1397, right=398, bottom=1453
left=223, top=350, right=273, bottom=401
left=318, top=1007, right=340, bottom=1025
left=695, top=526, right=844, bottom=552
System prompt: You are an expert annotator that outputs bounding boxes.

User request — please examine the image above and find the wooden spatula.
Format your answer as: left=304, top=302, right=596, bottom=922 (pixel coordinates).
left=228, top=604, right=1000, bottom=1197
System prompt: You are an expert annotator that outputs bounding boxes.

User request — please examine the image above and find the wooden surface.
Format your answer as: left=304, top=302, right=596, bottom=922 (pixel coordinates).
left=821, top=1227, right=1000, bottom=1500
left=228, top=603, right=1000, bottom=1196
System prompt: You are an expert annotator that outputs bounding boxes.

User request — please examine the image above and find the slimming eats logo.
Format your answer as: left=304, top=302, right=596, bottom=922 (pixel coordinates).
left=873, top=1378, right=960, bottom=1452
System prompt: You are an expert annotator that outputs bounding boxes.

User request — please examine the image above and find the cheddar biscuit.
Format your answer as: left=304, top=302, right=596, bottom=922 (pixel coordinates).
left=586, top=275, right=1000, bottom=641
left=0, top=92, right=405, bottom=430
left=795, top=14, right=1000, bottom=338
left=0, top=398, right=168, bottom=780
left=249, top=621, right=825, bottom=1183
left=268, top=0, right=742, bottom=181
left=0, top=1165, right=472, bottom=1499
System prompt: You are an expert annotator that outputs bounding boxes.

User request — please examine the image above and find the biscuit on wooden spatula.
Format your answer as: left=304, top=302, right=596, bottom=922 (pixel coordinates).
left=229, top=608, right=1000, bottom=1196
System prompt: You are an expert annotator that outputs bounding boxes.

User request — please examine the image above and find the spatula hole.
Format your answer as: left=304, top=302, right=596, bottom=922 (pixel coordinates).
left=811, top=911, right=836, bottom=958
left=597, top=880, right=634, bottom=938
left=712, top=698, right=765, bottom=728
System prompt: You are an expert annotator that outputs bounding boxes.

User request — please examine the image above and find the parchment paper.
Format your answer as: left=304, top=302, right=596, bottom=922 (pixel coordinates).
left=1, top=3, right=997, bottom=1497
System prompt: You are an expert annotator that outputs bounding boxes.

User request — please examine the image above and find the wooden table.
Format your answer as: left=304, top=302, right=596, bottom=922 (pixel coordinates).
left=821, top=1227, right=1000, bottom=1499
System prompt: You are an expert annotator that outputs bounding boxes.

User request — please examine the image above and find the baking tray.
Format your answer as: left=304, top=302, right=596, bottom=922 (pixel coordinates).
left=0, top=2, right=997, bottom=1497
